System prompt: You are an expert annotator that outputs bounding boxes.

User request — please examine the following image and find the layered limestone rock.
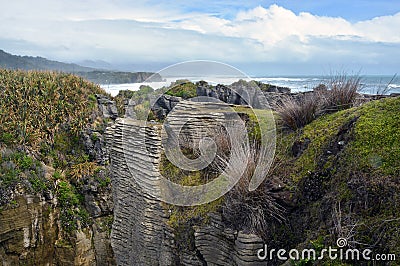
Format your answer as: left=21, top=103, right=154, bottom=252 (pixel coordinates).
left=163, top=100, right=242, bottom=146
left=106, top=118, right=175, bottom=265
left=0, top=195, right=57, bottom=265
left=195, top=213, right=265, bottom=266
left=106, top=108, right=266, bottom=265
left=0, top=194, right=97, bottom=265
left=0, top=187, right=115, bottom=265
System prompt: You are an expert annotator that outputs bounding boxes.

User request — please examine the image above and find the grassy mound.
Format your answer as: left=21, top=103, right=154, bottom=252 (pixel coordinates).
left=256, top=96, right=400, bottom=264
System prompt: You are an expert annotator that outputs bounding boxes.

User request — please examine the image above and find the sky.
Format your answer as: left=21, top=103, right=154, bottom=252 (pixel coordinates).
left=0, top=0, right=400, bottom=75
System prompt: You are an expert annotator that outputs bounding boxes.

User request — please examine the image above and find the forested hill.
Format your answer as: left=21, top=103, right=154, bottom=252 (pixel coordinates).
left=0, top=49, right=162, bottom=84
left=0, top=49, right=94, bottom=72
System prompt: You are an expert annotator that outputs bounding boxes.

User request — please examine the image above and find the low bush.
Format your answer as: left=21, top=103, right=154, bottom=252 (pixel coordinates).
left=0, top=151, right=48, bottom=202
left=165, top=81, right=197, bottom=99
left=0, top=69, right=105, bottom=150
left=68, top=161, right=98, bottom=181
left=57, top=180, right=90, bottom=231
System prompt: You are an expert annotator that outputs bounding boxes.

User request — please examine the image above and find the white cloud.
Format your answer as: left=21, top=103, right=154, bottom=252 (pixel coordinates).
left=173, top=4, right=400, bottom=46
left=354, top=13, right=400, bottom=42
left=0, top=1, right=399, bottom=73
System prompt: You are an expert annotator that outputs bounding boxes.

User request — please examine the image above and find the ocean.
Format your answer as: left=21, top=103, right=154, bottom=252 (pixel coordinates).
left=101, top=75, right=400, bottom=96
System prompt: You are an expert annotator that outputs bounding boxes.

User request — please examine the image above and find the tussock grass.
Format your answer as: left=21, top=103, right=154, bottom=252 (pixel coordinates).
left=276, top=94, right=320, bottom=131
left=321, top=74, right=361, bottom=113
left=276, top=74, right=362, bottom=131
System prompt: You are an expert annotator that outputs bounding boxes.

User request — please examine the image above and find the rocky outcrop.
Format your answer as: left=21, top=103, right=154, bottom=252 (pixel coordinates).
left=96, top=94, right=118, bottom=120
left=55, top=228, right=96, bottom=266
left=124, top=98, right=138, bottom=119
left=151, top=94, right=182, bottom=120
left=194, top=213, right=265, bottom=265
left=0, top=194, right=99, bottom=265
left=151, top=81, right=292, bottom=119
left=82, top=129, right=109, bottom=166
left=106, top=110, right=266, bottom=265
left=0, top=174, right=115, bottom=266
left=0, top=195, right=57, bottom=265
left=196, top=81, right=270, bottom=109
left=106, top=118, right=175, bottom=265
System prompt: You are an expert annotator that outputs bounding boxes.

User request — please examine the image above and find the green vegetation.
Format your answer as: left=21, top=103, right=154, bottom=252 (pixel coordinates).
left=57, top=180, right=90, bottom=232
left=0, top=69, right=108, bottom=237
left=165, top=80, right=197, bottom=99
left=232, top=105, right=275, bottom=144
left=0, top=151, right=48, bottom=198
left=292, top=108, right=359, bottom=181
left=346, top=97, right=400, bottom=175
left=264, top=96, right=400, bottom=259
left=274, top=96, right=400, bottom=182
left=0, top=69, right=105, bottom=150
left=77, top=71, right=161, bottom=84
left=97, top=175, right=111, bottom=188
left=114, top=85, right=155, bottom=118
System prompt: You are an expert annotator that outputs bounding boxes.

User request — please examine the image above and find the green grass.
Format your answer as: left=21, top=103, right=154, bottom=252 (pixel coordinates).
left=344, top=97, right=400, bottom=175
left=271, top=96, right=400, bottom=186
left=292, top=108, right=359, bottom=181
left=270, top=96, right=400, bottom=257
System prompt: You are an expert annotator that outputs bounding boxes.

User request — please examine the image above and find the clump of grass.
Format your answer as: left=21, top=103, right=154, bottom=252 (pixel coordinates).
left=221, top=141, right=285, bottom=238
left=193, top=124, right=285, bottom=237
left=276, top=74, right=362, bottom=131
left=276, top=94, right=320, bottom=131
left=68, top=161, right=99, bottom=182
left=321, top=74, right=361, bottom=113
